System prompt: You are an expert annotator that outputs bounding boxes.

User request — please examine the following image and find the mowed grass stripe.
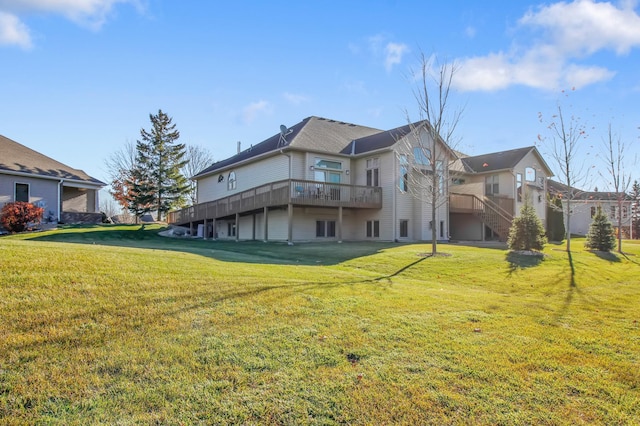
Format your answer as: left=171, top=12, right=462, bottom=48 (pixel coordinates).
left=0, top=225, right=638, bottom=424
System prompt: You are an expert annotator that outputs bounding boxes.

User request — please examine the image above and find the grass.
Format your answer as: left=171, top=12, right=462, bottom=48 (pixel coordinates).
left=1, top=225, right=639, bottom=424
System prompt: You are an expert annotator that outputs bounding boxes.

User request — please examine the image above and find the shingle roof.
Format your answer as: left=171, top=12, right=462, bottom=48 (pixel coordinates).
left=547, top=179, right=630, bottom=201
left=340, top=122, right=415, bottom=155
left=460, top=146, right=538, bottom=173
left=194, top=116, right=382, bottom=178
left=0, top=134, right=105, bottom=186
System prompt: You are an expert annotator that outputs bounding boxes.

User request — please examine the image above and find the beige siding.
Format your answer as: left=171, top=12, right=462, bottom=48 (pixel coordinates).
left=513, top=151, right=549, bottom=224
left=197, top=154, right=290, bottom=203
left=62, top=187, right=97, bottom=213
left=0, top=174, right=59, bottom=213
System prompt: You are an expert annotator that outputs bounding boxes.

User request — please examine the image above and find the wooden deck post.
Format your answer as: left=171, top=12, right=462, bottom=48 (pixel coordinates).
left=263, top=206, right=268, bottom=242
left=287, top=203, right=293, bottom=244
left=235, top=212, right=240, bottom=242
left=338, top=206, right=343, bottom=243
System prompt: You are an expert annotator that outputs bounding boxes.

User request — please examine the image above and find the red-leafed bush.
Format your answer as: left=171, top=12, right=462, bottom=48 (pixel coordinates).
left=0, top=202, right=44, bottom=233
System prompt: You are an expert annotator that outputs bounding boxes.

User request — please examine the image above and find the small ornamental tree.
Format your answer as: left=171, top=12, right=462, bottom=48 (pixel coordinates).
left=585, top=208, right=616, bottom=252
left=0, top=202, right=44, bottom=233
left=508, top=198, right=547, bottom=252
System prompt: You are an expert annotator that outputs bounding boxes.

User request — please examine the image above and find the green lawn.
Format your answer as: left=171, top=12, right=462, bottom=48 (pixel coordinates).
left=1, top=225, right=639, bottom=424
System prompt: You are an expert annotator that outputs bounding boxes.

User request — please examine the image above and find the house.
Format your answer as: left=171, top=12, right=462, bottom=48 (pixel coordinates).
left=547, top=179, right=633, bottom=238
left=168, top=116, right=551, bottom=243
left=0, top=134, right=105, bottom=224
left=449, top=146, right=553, bottom=241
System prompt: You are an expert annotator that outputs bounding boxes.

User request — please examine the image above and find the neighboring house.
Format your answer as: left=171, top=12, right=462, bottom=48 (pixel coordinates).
left=168, top=116, right=551, bottom=243
left=449, top=146, right=553, bottom=241
left=547, top=179, right=633, bottom=238
left=0, top=134, right=105, bottom=224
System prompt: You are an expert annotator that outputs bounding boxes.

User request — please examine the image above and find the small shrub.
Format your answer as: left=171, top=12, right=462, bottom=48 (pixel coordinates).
left=508, top=199, right=547, bottom=252
left=0, top=202, right=44, bottom=233
left=585, top=208, right=616, bottom=252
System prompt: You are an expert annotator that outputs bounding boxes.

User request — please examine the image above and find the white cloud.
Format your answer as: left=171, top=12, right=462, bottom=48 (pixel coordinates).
left=452, top=0, right=640, bottom=92
left=282, top=92, right=308, bottom=105
left=519, top=0, right=640, bottom=55
left=384, top=42, right=409, bottom=72
left=363, top=34, right=408, bottom=72
left=0, top=11, right=31, bottom=48
left=0, top=0, right=142, bottom=47
left=242, top=100, right=273, bottom=124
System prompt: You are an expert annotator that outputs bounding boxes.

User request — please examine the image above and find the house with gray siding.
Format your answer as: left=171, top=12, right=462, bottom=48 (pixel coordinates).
left=0, top=134, right=105, bottom=224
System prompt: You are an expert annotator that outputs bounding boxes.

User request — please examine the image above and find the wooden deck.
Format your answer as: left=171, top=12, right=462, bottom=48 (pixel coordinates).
left=168, top=179, right=382, bottom=226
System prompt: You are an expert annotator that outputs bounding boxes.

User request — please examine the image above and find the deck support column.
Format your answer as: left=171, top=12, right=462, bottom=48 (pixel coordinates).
left=235, top=212, right=240, bottom=242
left=212, top=218, right=216, bottom=239
left=252, top=214, right=256, bottom=241
left=263, top=207, right=268, bottom=242
left=338, top=206, right=343, bottom=243
left=287, top=203, right=293, bottom=245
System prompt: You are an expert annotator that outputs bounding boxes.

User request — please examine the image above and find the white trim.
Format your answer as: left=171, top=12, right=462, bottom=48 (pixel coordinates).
left=1, top=170, right=103, bottom=189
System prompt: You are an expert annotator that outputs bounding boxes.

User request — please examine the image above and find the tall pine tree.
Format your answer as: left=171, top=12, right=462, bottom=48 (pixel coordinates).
left=585, top=207, right=616, bottom=252
left=134, top=110, right=189, bottom=221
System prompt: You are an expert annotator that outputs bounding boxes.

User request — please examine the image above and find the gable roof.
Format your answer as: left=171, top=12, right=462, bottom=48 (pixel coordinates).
left=547, top=179, right=630, bottom=201
left=0, top=134, right=105, bottom=186
left=194, top=116, right=382, bottom=178
left=460, top=146, right=551, bottom=174
left=341, top=122, right=415, bottom=155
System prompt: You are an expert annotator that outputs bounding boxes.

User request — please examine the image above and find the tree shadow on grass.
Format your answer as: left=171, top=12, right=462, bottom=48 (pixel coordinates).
left=506, top=251, right=544, bottom=276
left=588, top=250, right=621, bottom=263
left=22, top=224, right=403, bottom=266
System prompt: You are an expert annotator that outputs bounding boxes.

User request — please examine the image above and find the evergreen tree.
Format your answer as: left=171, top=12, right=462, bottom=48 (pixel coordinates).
left=546, top=195, right=565, bottom=242
left=508, top=197, right=547, bottom=251
left=585, top=207, right=616, bottom=251
left=135, top=110, right=189, bottom=221
left=125, top=164, right=154, bottom=220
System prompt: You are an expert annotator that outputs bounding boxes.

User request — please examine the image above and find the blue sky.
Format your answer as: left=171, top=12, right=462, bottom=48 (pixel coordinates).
left=1, top=0, right=639, bottom=194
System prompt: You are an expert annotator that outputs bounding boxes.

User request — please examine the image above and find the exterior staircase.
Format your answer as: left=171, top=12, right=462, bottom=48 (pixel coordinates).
left=475, top=196, right=513, bottom=241
left=449, top=193, right=514, bottom=241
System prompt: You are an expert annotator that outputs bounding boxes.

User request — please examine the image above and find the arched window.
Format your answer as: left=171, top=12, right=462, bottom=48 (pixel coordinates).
left=228, top=171, right=237, bottom=190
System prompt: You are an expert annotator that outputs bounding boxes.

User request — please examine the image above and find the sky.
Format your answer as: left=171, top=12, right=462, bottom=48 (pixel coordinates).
left=1, top=0, right=639, bottom=198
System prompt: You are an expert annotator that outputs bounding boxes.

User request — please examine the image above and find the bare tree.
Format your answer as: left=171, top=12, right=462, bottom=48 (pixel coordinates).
left=601, top=123, right=634, bottom=252
left=403, top=52, right=463, bottom=255
left=104, top=140, right=137, bottom=212
left=99, top=193, right=121, bottom=218
left=180, top=144, right=215, bottom=206
left=538, top=92, right=590, bottom=252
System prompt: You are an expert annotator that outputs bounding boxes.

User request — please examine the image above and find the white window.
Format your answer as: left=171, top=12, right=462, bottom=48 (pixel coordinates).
left=366, top=158, right=379, bottom=187
left=485, top=175, right=499, bottom=195
left=314, top=158, right=342, bottom=184
left=366, top=220, right=380, bottom=238
left=525, top=167, right=536, bottom=182
left=413, top=147, right=430, bottom=165
left=15, top=183, right=29, bottom=202
left=399, top=155, right=409, bottom=192
left=516, top=173, right=523, bottom=202
left=399, top=220, right=408, bottom=238
left=316, top=220, right=336, bottom=237
left=228, top=171, right=237, bottom=190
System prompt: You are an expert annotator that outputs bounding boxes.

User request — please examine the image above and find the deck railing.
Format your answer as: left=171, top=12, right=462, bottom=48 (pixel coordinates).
left=168, top=179, right=382, bottom=225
